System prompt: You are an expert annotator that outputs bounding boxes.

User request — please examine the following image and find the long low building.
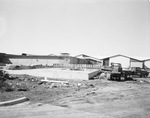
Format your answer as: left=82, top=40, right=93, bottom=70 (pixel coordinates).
left=0, top=53, right=92, bottom=66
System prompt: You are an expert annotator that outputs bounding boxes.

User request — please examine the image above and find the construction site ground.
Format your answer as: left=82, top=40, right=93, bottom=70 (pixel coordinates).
left=1, top=73, right=150, bottom=118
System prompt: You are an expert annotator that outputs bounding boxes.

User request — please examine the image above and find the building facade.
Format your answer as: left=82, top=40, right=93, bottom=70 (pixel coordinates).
left=0, top=53, right=90, bottom=66
left=75, top=54, right=102, bottom=65
left=101, top=54, right=144, bottom=68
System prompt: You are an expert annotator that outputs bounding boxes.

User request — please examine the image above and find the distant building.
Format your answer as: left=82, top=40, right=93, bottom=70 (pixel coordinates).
left=0, top=53, right=89, bottom=66
left=100, top=54, right=144, bottom=68
left=75, top=54, right=102, bottom=65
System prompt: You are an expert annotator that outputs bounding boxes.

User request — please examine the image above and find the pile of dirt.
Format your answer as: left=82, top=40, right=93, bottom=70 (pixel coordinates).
left=0, top=70, right=82, bottom=103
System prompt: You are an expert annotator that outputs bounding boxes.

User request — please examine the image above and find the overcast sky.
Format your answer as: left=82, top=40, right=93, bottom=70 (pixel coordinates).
left=0, top=0, right=150, bottom=58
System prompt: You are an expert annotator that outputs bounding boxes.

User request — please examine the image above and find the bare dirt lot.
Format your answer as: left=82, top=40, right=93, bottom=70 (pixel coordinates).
left=1, top=74, right=150, bottom=118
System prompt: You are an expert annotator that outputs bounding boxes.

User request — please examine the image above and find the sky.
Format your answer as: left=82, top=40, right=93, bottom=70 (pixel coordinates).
left=0, top=0, right=150, bottom=58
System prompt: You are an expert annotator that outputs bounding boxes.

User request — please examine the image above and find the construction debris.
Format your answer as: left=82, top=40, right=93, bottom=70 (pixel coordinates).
left=40, top=77, right=70, bottom=88
left=0, top=97, right=29, bottom=106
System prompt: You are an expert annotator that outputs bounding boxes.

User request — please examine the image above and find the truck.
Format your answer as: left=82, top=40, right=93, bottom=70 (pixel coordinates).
left=131, top=67, right=149, bottom=78
left=109, top=63, right=123, bottom=81
left=101, top=63, right=133, bottom=81
left=101, top=63, right=149, bottom=81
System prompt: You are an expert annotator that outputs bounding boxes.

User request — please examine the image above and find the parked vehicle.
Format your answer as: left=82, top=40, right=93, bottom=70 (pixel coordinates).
left=109, top=63, right=122, bottom=81
left=131, top=67, right=149, bottom=77
left=101, top=63, right=149, bottom=81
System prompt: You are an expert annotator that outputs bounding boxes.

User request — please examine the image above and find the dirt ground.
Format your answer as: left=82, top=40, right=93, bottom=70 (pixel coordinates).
left=1, top=73, right=150, bottom=118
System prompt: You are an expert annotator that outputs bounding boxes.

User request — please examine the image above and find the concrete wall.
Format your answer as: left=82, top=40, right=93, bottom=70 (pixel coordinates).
left=6, top=68, right=100, bottom=80
left=88, top=69, right=101, bottom=79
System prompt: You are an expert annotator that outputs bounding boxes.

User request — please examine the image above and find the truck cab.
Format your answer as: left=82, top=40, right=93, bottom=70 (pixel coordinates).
left=110, top=63, right=122, bottom=81
left=110, top=63, right=122, bottom=73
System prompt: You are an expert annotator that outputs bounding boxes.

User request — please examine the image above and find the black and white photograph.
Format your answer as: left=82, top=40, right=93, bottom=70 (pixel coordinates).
left=0, top=0, right=150, bottom=117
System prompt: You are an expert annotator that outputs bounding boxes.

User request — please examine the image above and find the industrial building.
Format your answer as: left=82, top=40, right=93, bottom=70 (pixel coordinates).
left=75, top=54, right=102, bottom=64
left=0, top=53, right=90, bottom=66
left=100, top=54, right=145, bottom=68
